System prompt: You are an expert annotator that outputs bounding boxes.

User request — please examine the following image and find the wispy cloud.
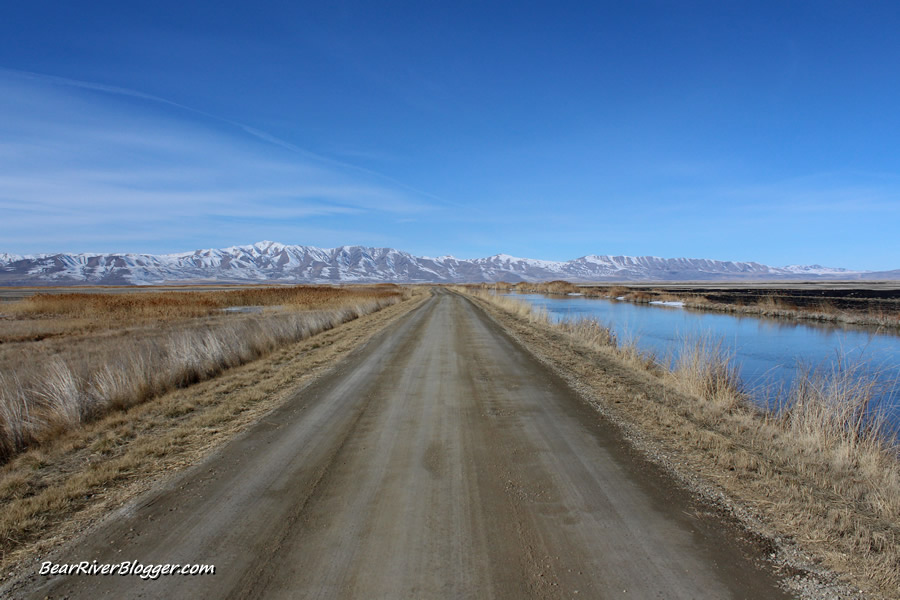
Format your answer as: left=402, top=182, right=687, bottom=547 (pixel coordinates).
left=0, top=69, right=439, bottom=254
left=0, top=67, right=451, bottom=203
left=1, top=67, right=330, bottom=159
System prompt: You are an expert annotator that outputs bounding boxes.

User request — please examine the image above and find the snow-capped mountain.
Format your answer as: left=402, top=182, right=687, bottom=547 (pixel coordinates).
left=780, top=264, right=856, bottom=276
left=0, top=241, right=881, bottom=285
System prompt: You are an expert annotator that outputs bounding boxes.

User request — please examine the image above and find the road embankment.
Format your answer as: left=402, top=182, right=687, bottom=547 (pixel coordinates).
left=464, top=290, right=900, bottom=600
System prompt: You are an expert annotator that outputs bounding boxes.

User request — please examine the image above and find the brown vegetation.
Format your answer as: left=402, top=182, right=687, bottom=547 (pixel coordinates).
left=6, top=285, right=398, bottom=321
left=463, top=288, right=900, bottom=598
left=690, top=293, right=900, bottom=328
left=0, top=285, right=407, bottom=463
left=514, top=280, right=580, bottom=294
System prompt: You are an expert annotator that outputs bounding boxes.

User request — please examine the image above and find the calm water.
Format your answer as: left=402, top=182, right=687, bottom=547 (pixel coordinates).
left=507, top=293, right=900, bottom=418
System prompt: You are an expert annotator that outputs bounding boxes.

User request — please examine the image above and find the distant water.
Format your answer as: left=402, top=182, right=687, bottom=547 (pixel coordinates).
left=507, top=293, right=900, bottom=425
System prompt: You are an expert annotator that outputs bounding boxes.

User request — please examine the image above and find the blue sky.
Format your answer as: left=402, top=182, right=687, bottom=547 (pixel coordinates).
left=1, top=1, right=899, bottom=269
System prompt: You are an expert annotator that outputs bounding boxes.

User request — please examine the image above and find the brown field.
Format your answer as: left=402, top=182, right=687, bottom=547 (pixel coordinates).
left=0, top=285, right=407, bottom=463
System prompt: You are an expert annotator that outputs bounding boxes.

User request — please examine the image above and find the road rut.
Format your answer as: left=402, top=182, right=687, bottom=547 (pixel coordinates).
left=21, top=290, right=788, bottom=599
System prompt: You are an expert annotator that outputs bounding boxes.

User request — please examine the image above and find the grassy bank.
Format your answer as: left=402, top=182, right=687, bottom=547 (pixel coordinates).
left=461, top=287, right=900, bottom=598
left=0, top=285, right=405, bottom=463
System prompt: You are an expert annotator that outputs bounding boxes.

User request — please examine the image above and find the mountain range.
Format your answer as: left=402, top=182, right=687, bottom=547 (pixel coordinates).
left=0, top=241, right=895, bottom=285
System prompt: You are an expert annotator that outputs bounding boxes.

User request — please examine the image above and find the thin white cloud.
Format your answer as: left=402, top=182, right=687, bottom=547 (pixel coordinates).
left=0, top=70, right=439, bottom=253
left=0, top=66, right=451, bottom=205
left=0, top=67, right=320, bottom=154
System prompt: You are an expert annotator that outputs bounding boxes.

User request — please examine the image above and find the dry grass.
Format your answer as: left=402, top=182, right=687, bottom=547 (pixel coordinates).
left=459, top=289, right=551, bottom=323
left=605, top=285, right=631, bottom=298
left=463, top=288, right=900, bottom=597
left=7, top=285, right=398, bottom=321
left=691, top=296, right=900, bottom=329
left=556, top=318, right=618, bottom=351
left=519, top=280, right=580, bottom=294
left=0, top=285, right=407, bottom=463
left=667, top=336, right=744, bottom=411
left=773, top=363, right=900, bottom=510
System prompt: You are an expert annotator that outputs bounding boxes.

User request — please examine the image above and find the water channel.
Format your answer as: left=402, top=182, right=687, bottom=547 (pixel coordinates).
left=506, top=293, right=900, bottom=424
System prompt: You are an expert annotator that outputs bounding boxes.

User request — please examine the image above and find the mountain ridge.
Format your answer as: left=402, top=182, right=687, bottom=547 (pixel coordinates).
left=0, top=241, right=890, bottom=285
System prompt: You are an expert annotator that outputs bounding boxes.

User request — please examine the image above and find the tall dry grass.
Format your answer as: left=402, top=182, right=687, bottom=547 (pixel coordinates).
left=668, top=336, right=744, bottom=411
left=0, top=287, right=405, bottom=463
left=692, top=296, right=900, bottom=329
left=514, top=280, right=580, bottom=295
left=774, top=362, right=898, bottom=478
left=556, top=318, right=618, bottom=350
left=8, top=285, right=399, bottom=322
left=464, top=290, right=552, bottom=324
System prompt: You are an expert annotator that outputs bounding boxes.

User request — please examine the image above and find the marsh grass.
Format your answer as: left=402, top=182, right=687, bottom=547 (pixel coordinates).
left=556, top=318, right=617, bottom=350
left=523, top=280, right=580, bottom=294
left=8, top=285, right=398, bottom=321
left=676, top=291, right=897, bottom=329
left=773, top=361, right=899, bottom=479
left=0, top=286, right=405, bottom=463
left=668, top=336, right=744, bottom=410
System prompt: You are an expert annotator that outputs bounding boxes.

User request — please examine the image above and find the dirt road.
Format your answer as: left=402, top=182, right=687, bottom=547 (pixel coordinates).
left=18, top=290, right=787, bottom=599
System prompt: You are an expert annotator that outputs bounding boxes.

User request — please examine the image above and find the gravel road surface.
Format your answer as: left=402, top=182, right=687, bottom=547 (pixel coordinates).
left=21, top=290, right=788, bottom=599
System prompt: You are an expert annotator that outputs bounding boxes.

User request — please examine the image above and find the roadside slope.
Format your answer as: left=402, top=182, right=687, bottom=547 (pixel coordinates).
left=11, top=290, right=787, bottom=599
